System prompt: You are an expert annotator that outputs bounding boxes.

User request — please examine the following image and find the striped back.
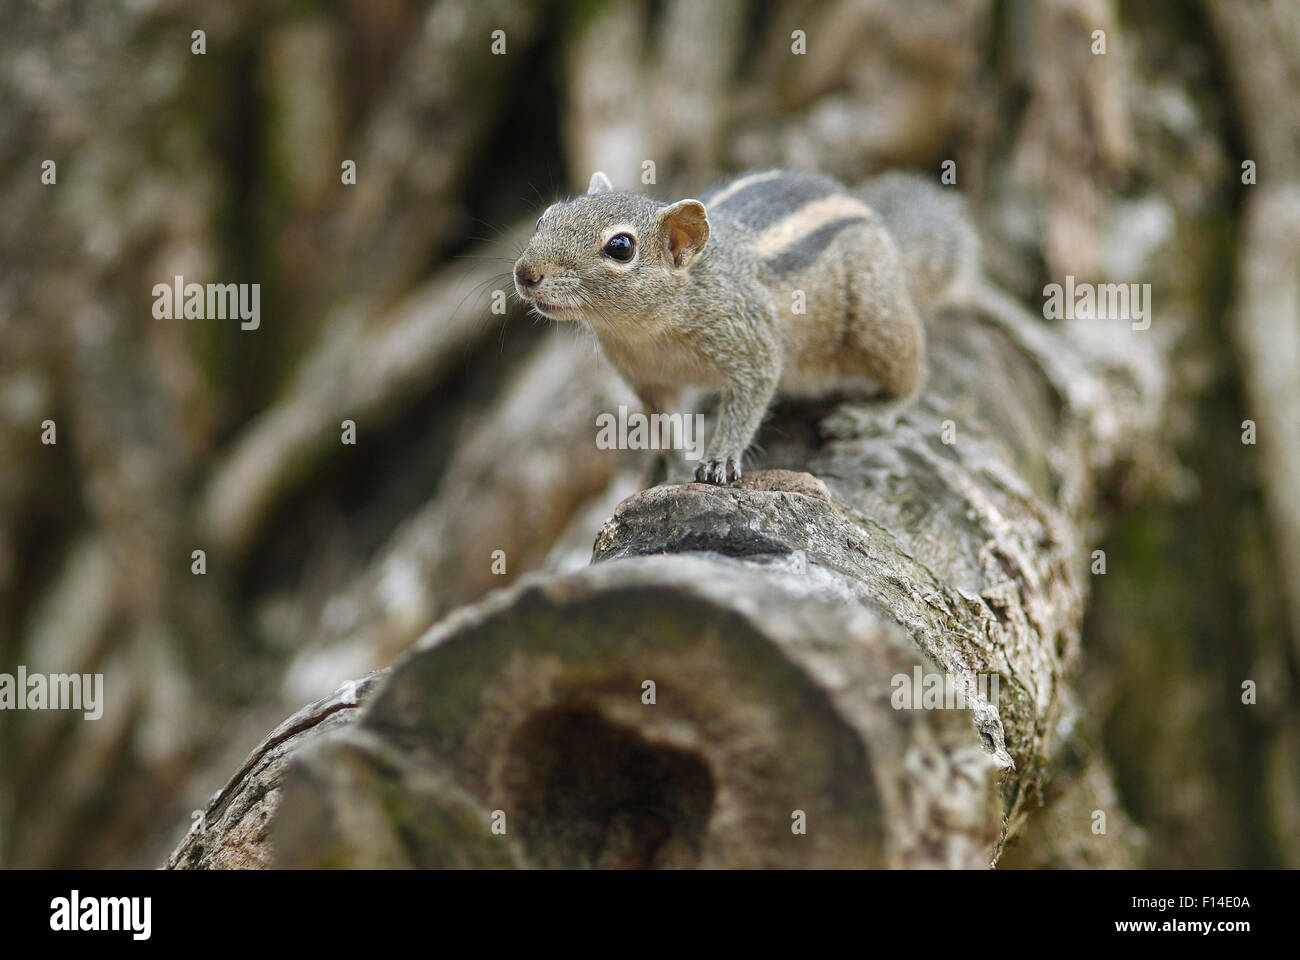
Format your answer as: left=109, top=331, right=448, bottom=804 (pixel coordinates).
left=700, top=171, right=875, bottom=275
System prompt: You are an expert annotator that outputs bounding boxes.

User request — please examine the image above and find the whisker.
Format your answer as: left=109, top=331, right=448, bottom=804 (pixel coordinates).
left=468, top=217, right=509, bottom=241
left=449, top=271, right=513, bottom=337
left=578, top=290, right=633, bottom=351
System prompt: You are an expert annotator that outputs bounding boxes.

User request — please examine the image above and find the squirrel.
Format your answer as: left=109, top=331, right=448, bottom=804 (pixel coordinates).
left=513, top=169, right=981, bottom=483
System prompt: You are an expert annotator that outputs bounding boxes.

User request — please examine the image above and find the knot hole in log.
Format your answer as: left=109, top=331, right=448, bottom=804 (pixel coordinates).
left=502, top=705, right=715, bottom=869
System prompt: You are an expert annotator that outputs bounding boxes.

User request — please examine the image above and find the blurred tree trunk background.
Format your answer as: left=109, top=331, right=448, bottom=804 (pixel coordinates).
left=1, top=0, right=1297, bottom=867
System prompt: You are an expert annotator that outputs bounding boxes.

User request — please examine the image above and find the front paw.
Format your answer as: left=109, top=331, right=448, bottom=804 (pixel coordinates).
left=694, top=455, right=742, bottom=484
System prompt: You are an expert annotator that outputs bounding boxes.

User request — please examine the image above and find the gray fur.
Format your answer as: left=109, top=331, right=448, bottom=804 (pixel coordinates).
left=513, top=169, right=977, bottom=483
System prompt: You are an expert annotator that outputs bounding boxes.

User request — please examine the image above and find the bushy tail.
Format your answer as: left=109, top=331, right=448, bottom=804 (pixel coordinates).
left=855, top=172, right=981, bottom=319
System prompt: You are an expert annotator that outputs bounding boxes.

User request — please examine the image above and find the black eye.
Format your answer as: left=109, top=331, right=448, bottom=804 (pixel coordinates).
left=603, top=233, right=635, bottom=262
left=535, top=216, right=543, bottom=230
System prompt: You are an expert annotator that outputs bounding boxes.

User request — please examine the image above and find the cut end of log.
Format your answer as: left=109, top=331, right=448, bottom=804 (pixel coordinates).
left=268, top=557, right=1000, bottom=868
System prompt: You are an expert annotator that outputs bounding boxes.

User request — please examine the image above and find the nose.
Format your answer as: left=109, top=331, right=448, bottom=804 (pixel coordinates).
left=514, top=263, right=542, bottom=289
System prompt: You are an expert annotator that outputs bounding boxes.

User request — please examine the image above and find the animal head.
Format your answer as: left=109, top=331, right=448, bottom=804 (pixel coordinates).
left=513, top=172, right=710, bottom=322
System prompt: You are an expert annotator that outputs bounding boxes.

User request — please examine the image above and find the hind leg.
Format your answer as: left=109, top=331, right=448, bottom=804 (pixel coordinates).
left=793, top=224, right=926, bottom=439
left=836, top=222, right=927, bottom=400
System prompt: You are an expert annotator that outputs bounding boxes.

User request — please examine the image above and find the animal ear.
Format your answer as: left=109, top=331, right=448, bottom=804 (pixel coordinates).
left=587, top=171, right=614, bottom=195
left=657, top=199, right=710, bottom=268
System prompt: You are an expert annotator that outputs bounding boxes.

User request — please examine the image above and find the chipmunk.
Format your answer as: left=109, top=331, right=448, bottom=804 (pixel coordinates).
left=513, top=169, right=980, bottom=483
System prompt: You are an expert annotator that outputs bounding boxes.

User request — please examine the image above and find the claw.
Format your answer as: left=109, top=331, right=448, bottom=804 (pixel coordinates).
left=694, top=455, right=742, bottom=484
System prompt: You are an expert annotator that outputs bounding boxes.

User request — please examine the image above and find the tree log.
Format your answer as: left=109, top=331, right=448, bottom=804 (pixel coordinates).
left=169, top=291, right=1161, bottom=868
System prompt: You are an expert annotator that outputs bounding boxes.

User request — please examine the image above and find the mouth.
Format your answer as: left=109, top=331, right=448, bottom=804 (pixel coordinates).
left=526, top=298, right=580, bottom=318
